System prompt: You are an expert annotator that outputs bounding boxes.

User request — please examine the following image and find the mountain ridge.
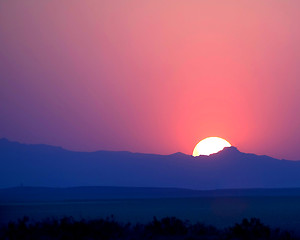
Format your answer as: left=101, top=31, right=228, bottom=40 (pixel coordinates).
left=1, top=138, right=300, bottom=189
left=0, top=138, right=292, bottom=161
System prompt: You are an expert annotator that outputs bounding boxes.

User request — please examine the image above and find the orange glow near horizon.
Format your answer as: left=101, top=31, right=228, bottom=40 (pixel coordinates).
left=192, top=137, right=231, bottom=157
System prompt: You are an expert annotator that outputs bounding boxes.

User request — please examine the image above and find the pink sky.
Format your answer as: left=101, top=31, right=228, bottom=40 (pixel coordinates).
left=1, top=0, right=300, bottom=159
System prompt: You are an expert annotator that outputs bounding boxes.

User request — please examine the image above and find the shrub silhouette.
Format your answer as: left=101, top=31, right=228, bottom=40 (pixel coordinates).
left=190, top=222, right=220, bottom=237
left=0, top=216, right=298, bottom=240
left=229, top=218, right=271, bottom=239
left=144, top=217, right=188, bottom=236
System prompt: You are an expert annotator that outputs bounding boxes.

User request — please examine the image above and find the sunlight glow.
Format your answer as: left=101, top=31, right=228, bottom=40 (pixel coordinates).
left=192, top=137, right=231, bottom=156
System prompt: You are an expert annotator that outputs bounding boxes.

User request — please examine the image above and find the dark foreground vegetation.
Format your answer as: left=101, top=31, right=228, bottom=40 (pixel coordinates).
left=0, top=216, right=296, bottom=240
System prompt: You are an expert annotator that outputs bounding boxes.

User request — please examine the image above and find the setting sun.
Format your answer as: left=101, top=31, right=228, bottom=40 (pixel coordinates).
left=193, top=137, right=231, bottom=157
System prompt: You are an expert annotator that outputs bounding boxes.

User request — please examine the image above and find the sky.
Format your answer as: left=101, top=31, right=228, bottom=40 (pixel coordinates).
left=1, top=0, right=300, bottom=160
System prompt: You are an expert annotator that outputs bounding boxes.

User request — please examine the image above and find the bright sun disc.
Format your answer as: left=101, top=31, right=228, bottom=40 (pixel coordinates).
left=192, top=137, right=231, bottom=156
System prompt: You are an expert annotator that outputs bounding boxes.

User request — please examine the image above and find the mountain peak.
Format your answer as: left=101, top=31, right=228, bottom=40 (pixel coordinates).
left=170, top=152, right=189, bottom=157
left=222, top=146, right=240, bottom=153
left=210, top=146, right=241, bottom=157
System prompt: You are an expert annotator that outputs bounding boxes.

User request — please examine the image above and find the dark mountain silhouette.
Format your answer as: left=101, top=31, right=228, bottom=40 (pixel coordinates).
left=1, top=138, right=300, bottom=189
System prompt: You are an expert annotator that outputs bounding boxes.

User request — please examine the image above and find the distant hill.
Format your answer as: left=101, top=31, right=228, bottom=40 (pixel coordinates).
left=3, top=186, right=300, bottom=203
left=1, top=138, right=300, bottom=189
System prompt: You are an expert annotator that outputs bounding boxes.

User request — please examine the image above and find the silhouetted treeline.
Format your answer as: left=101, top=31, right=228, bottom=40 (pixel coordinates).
left=0, top=216, right=296, bottom=240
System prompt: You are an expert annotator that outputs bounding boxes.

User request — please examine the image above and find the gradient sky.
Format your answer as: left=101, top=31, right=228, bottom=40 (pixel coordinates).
left=1, top=0, right=300, bottom=160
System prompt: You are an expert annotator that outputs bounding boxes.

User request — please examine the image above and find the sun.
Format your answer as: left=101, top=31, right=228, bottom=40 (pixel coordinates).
left=192, top=137, right=231, bottom=156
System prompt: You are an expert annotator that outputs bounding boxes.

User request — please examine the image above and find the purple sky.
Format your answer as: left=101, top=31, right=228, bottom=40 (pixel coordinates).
left=1, top=0, right=300, bottom=159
